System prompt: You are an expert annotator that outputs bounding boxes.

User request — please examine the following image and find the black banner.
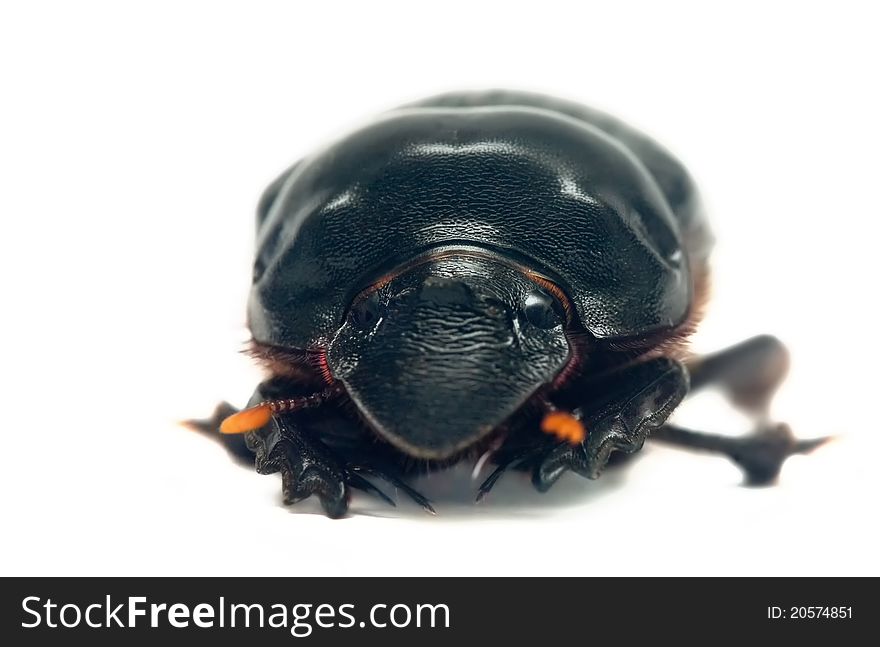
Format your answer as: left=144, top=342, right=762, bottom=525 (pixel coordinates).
left=1, top=577, right=872, bottom=644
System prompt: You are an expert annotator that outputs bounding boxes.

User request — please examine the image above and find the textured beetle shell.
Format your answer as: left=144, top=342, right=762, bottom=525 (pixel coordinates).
left=249, top=91, right=712, bottom=350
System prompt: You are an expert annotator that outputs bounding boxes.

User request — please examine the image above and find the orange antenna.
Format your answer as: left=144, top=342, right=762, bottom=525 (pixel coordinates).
left=220, top=385, right=342, bottom=435
left=541, top=411, right=587, bottom=444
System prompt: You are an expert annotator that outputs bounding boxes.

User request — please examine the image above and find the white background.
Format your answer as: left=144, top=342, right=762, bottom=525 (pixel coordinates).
left=2, top=1, right=878, bottom=576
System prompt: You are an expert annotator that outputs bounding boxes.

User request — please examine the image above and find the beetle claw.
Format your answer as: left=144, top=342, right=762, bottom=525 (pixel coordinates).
left=475, top=466, right=505, bottom=502
left=350, top=465, right=435, bottom=515
left=346, top=472, right=396, bottom=508
left=475, top=448, right=536, bottom=502
left=271, top=435, right=427, bottom=516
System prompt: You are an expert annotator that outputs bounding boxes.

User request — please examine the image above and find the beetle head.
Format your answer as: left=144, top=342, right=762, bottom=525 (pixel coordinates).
left=327, top=252, right=571, bottom=459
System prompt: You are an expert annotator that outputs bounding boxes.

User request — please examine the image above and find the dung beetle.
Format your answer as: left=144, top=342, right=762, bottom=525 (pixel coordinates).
left=192, top=90, right=828, bottom=517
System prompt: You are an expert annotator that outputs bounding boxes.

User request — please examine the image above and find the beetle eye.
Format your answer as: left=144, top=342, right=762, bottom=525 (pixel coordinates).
left=351, top=292, right=383, bottom=328
left=523, top=290, right=564, bottom=329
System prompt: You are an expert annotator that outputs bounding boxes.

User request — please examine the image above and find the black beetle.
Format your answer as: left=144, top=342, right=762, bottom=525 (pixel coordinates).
left=192, top=90, right=827, bottom=517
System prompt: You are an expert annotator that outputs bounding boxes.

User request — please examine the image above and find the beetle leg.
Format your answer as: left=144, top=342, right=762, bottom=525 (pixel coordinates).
left=651, top=423, right=829, bottom=485
left=190, top=379, right=432, bottom=517
left=246, top=419, right=435, bottom=516
left=648, top=335, right=830, bottom=484
left=530, top=357, right=690, bottom=492
left=477, top=358, right=688, bottom=499
left=685, top=335, right=789, bottom=414
left=243, top=411, right=352, bottom=517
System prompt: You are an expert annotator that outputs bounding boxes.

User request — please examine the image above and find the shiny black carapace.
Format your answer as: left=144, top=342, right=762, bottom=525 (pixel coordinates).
left=193, top=91, right=826, bottom=517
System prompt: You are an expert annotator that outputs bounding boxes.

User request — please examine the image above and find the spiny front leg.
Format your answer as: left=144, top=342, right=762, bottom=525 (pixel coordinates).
left=199, top=378, right=434, bottom=517
left=247, top=412, right=352, bottom=517
left=533, top=357, right=689, bottom=491
left=477, top=358, right=689, bottom=499
left=245, top=411, right=434, bottom=517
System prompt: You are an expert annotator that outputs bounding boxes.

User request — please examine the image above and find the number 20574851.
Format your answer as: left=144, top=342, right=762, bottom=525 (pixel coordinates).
left=768, top=606, right=852, bottom=620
